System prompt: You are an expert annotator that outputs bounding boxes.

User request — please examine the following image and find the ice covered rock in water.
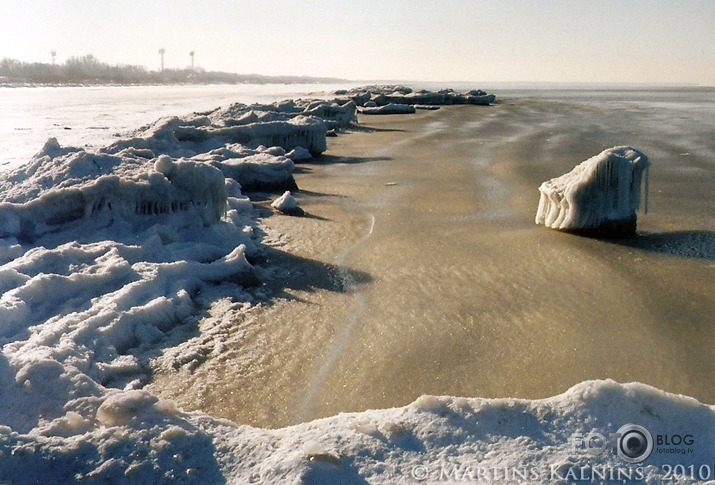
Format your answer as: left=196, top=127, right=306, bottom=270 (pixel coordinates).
left=286, top=146, right=313, bottom=161
left=301, top=100, right=357, bottom=129
left=193, top=144, right=298, bottom=191
left=535, top=146, right=650, bottom=237
left=271, top=190, right=304, bottom=216
left=360, top=103, right=417, bottom=115
left=342, top=85, right=496, bottom=107
left=245, top=116, right=327, bottom=155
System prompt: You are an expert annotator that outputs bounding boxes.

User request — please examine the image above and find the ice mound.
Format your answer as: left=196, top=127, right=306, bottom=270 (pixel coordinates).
left=0, top=149, right=227, bottom=242
left=340, top=85, right=496, bottom=107
left=209, top=98, right=357, bottom=132
left=359, top=103, right=417, bottom=115
left=535, top=146, right=650, bottom=237
left=194, top=144, right=298, bottom=191
left=104, top=114, right=328, bottom=158
left=271, top=190, right=304, bottom=216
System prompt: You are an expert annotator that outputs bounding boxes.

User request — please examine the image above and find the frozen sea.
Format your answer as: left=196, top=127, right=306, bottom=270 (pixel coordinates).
left=0, top=83, right=713, bottom=484
left=0, top=82, right=359, bottom=170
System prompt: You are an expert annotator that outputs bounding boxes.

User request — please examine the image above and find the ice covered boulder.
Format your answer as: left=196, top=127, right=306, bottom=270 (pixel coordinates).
left=271, top=191, right=304, bottom=216
left=342, top=85, right=496, bottom=107
left=286, top=146, right=313, bottom=162
left=360, top=103, right=416, bottom=115
left=535, top=146, right=650, bottom=237
left=241, top=116, right=327, bottom=155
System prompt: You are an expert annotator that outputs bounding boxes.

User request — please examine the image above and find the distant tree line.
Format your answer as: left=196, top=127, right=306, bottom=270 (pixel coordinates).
left=0, top=55, right=347, bottom=85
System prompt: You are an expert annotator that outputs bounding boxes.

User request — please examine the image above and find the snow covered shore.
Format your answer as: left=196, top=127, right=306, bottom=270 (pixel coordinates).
left=0, top=379, right=712, bottom=483
left=0, top=87, right=711, bottom=484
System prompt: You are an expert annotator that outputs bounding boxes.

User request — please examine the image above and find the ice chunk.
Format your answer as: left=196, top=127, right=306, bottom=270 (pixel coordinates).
left=359, top=103, right=417, bottom=115
left=535, top=146, right=650, bottom=237
left=286, top=146, right=313, bottom=161
left=271, top=190, right=304, bottom=216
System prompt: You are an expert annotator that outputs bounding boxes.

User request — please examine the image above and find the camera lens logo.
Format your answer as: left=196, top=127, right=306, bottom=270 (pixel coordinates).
left=616, top=424, right=653, bottom=464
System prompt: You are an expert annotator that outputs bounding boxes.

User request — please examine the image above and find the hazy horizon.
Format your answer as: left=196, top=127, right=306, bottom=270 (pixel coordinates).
left=1, top=0, right=713, bottom=87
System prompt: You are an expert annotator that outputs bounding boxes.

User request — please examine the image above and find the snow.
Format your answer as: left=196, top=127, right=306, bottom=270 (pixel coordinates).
left=0, top=379, right=712, bottom=483
left=0, top=89, right=707, bottom=483
left=271, top=190, right=305, bottom=216
left=535, top=146, right=651, bottom=237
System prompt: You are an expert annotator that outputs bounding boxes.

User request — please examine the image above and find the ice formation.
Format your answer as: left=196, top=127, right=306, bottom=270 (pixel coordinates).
left=339, top=85, right=497, bottom=107
left=360, top=103, right=417, bottom=115
left=535, top=146, right=650, bottom=237
left=0, top=379, right=711, bottom=483
left=271, top=190, right=304, bottom=216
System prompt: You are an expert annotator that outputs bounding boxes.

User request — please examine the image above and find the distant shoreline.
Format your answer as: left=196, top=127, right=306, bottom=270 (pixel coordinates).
left=0, top=55, right=350, bottom=87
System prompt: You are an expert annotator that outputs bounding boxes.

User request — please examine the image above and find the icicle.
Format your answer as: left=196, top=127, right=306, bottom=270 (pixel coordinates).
left=644, top=163, right=650, bottom=214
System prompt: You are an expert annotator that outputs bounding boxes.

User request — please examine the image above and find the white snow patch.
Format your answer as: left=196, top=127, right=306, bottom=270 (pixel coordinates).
left=271, top=190, right=304, bottom=216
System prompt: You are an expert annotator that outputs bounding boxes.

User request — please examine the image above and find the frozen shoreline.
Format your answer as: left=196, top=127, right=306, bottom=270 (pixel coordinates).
left=1, top=86, right=713, bottom=483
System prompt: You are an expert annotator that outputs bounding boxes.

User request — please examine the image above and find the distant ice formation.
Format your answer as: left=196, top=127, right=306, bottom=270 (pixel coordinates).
left=360, top=103, right=417, bottom=115
left=340, top=85, right=496, bottom=109
left=535, top=146, right=650, bottom=237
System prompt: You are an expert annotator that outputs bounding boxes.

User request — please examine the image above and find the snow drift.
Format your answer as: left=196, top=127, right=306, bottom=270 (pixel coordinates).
left=0, top=379, right=711, bottom=483
left=535, top=146, right=650, bottom=237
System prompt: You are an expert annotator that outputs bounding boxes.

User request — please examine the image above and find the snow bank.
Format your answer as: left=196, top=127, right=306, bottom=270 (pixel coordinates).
left=535, top=146, right=651, bottom=237
left=0, top=379, right=711, bottom=483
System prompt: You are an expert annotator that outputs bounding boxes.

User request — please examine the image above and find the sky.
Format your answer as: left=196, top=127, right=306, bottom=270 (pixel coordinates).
left=1, top=0, right=713, bottom=86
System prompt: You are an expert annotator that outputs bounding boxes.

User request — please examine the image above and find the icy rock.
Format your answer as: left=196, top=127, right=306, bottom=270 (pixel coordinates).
left=535, top=146, right=650, bottom=237
left=271, top=191, right=304, bottom=216
left=360, top=103, right=416, bottom=115
left=107, top=112, right=328, bottom=158
left=211, top=152, right=298, bottom=192
left=343, top=85, right=496, bottom=107
left=286, top=146, right=313, bottom=161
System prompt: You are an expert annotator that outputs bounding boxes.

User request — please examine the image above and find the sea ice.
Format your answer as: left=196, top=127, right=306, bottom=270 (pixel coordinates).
left=0, top=88, right=700, bottom=484
left=535, top=146, right=650, bottom=237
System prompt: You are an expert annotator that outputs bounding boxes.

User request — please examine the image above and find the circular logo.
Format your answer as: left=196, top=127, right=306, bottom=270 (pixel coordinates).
left=616, top=424, right=653, bottom=464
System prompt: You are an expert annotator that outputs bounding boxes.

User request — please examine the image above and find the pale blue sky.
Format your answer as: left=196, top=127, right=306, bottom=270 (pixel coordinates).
left=1, top=0, right=713, bottom=85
